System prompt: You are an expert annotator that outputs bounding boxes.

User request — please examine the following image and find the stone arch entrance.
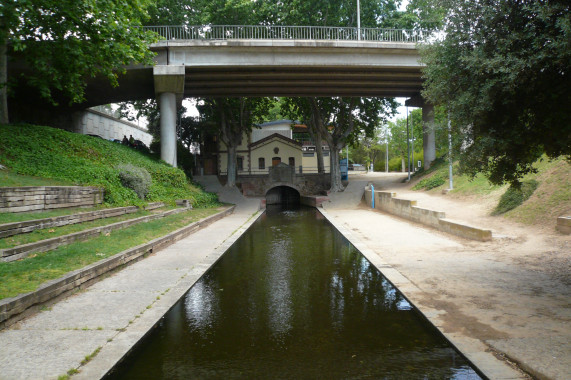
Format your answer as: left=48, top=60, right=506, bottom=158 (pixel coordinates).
left=265, top=186, right=300, bottom=206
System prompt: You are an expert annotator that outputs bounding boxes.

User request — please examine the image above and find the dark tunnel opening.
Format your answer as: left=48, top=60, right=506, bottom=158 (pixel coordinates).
left=265, top=186, right=300, bottom=206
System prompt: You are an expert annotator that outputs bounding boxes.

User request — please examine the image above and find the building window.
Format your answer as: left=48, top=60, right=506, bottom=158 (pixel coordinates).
left=259, top=157, right=265, bottom=170
left=303, top=152, right=314, bottom=157
left=272, top=157, right=281, bottom=166
left=289, top=157, right=295, bottom=167
left=323, top=151, right=329, bottom=156
left=237, top=156, right=244, bottom=171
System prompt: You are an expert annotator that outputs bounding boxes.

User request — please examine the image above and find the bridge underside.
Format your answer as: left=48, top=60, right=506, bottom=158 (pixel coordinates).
left=183, top=66, right=422, bottom=98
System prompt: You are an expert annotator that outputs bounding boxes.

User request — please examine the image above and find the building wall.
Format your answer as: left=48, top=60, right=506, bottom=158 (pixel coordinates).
left=74, top=110, right=153, bottom=146
left=301, top=148, right=331, bottom=173
left=251, top=139, right=302, bottom=174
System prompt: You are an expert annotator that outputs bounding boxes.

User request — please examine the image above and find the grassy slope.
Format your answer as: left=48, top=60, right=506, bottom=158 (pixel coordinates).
left=411, top=156, right=571, bottom=225
left=0, top=124, right=217, bottom=207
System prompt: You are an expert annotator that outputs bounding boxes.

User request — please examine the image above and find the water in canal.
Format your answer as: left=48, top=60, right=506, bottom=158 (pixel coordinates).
left=106, top=206, right=481, bottom=379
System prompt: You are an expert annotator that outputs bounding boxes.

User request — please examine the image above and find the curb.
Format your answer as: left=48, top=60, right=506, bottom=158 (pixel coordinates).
left=0, top=206, right=235, bottom=329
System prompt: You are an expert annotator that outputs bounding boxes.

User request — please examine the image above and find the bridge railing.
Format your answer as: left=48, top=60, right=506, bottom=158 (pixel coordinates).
left=143, top=25, right=430, bottom=43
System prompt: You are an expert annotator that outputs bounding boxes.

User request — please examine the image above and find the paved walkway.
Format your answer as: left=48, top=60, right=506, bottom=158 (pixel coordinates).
left=0, top=202, right=261, bottom=380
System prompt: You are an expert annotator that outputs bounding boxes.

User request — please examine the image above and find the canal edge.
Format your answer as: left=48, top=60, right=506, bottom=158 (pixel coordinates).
left=75, top=207, right=265, bottom=380
left=318, top=207, right=527, bottom=380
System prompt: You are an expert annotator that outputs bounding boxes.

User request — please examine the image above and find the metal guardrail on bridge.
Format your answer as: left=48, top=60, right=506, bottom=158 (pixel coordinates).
left=143, top=25, right=430, bottom=43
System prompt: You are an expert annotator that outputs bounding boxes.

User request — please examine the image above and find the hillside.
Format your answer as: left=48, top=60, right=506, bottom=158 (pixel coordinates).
left=0, top=124, right=218, bottom=207
left=409, top=156, right=571, bottom=226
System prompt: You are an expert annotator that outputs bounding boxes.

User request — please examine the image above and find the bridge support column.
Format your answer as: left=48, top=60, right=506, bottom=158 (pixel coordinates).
left=405, top=95, right=436, bottom=170
left=153, top=65, right=185, bottom=167
left=159, top=92, right=177, bottom=167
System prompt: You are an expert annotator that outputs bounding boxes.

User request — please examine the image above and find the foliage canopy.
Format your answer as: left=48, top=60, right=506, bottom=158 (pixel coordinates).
left=421, top=0, right=571, bottom=185
left=0, top=0, right=156, bottom=123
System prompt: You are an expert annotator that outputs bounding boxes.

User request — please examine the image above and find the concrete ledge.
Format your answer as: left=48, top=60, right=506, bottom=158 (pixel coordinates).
left=439, top=218, right=492, bottom=242
left=0, top=207, right=190, bottom=262
left=556, top=216, right=571, bottom=234
left=144, top=202, right=165, bottom=211
left=364, top=188, right=492, bottom=241
left=0, top=206, right=139, bottom=239
left=0, top=206, right=235, bottom=328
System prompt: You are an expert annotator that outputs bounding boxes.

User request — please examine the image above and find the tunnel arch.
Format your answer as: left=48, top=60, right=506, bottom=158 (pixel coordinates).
left=265, top=186, right=300, bottom=206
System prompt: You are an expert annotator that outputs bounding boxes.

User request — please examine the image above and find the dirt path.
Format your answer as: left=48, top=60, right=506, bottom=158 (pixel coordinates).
left=328, top=172, right=571, bottom=379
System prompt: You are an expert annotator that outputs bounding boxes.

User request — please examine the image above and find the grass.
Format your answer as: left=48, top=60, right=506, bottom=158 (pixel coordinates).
left=0, top=207, right=223, bottom=300
left=0, top=124, right=219, bottom=207
left=411, top=155, right=570, bottom=225
left=0, top=206, right=105, bottom=225
left=0, top=170, right=74, bottom=187
left=492, top=180, right=539, bottom=215
left=503, top=157, right=571, bottom=224
left=0, top=209, right=151, bottom=249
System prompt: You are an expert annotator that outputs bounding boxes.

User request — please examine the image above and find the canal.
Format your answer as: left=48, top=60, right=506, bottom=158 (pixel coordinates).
left=105, top=206, right=481, bottom=379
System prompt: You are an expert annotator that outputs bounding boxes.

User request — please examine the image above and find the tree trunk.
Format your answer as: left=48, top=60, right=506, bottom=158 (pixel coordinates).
left=329, top=147, right=344, bottom=192
left=314, top=129, right=325, bottom=174
left=401, top=157, right=405, bottom=172
left=0, top=34, right=8, bottom=124
left=226, top=144, right=237, bottom=187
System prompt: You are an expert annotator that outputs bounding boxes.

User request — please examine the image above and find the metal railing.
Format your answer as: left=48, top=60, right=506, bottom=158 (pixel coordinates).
left=143, top=25, right=430, bottom=43
left=219, top=166, right=328, bottom=175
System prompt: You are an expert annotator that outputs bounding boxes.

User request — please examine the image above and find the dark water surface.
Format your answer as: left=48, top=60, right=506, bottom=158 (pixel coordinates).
left=106, top=206, right=481, bottom=379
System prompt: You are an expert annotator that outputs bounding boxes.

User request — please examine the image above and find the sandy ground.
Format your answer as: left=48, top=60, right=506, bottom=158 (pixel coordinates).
left=323, top=172, right=570, bottom=379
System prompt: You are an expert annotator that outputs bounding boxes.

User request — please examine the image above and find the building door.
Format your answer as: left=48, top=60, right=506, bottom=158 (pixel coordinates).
left=272, top=157, right=281, bottom=166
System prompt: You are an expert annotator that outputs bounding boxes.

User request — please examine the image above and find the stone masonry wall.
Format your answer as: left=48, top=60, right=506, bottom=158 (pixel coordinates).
left=0, top=187, right=104, bottom=213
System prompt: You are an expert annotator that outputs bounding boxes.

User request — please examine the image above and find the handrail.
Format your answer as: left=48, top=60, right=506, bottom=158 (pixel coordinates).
left=143, top=25, right=430, bottom=43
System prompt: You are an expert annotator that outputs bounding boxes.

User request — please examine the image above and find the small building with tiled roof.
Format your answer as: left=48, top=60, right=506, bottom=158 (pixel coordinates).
left=216, top=120, right=330, bottom=175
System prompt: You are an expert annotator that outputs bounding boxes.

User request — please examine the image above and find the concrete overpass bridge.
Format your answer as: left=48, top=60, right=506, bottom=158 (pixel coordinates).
left=10, top=25, right=435, bottom=169
left=142, top=25, right=434, bottom=169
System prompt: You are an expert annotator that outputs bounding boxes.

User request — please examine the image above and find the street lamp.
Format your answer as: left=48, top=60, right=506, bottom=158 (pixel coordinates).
left=357, top=0, right=361, bottom=40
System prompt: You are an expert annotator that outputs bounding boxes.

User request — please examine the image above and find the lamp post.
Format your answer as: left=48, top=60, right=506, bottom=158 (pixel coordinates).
left=448, top=111, right=454, bottom=190
left=406, top=107, right=411, bottom=181
left=357, top=0, right=361, bottom=40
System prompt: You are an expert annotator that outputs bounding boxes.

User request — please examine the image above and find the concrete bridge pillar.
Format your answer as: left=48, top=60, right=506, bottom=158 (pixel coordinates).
left=159, top=92, right=177, bottom=167
left=153, top=65, right=185, bottom=167
left=406, top=95, right=436, bottom=170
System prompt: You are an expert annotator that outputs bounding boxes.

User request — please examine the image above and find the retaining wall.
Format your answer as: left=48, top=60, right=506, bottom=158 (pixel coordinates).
left=0, top=206, right=236, bottom=328
left=0, top=187, right=104, bottom=213
left=300, top=195, right=329, bottom=208
left=556, top=216, right=571, bottom=234
left=365, top=187, right=492, bottom=241
left=0, top=206, right=139, bottom=239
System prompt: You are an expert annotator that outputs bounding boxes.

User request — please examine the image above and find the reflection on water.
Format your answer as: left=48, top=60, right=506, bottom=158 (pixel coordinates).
left=106, top=206, right=481, bottom=379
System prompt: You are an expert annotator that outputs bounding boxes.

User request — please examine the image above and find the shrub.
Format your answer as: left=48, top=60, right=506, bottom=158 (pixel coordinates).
left=413, top=175, right=446, bottom=190
left=117, top=164, right=152, bottom=199
left=492, top=179, right=539, bottom=215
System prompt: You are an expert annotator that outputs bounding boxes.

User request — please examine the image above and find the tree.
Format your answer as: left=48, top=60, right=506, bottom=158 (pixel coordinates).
left=309, top=97, right=396, bottom=191
left=198, top=97, right=272, bottom=187
left=0, top=0, right=156, bottom=124
left=421, top=0, right=571, bottom=185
